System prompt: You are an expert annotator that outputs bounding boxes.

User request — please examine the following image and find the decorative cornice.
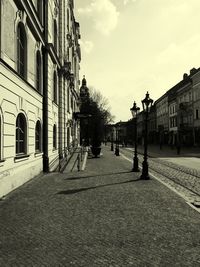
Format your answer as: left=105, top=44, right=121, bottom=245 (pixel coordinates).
left=47, top=43, right=61, bottom=68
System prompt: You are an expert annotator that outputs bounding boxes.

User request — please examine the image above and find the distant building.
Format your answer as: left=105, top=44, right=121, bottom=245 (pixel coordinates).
left=176, top=72, right=193, bottom=145
left=191, top=68, right=200, bottom=145
left=148, top=104, right=157, bottom=144
left=155, top=94, right=168, bottom=145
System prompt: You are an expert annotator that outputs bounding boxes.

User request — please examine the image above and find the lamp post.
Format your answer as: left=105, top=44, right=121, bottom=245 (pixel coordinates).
left=130, top=101, right=140, bottom=172
left=140, top=92, right=153, bottom=180
left=111, top=128, right=114, bottom=151
left=115, top=124, right=120, bottom=156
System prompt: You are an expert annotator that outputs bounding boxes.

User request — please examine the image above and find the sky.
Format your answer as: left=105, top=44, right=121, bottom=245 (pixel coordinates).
left=75, top=0, right=200, bottom=123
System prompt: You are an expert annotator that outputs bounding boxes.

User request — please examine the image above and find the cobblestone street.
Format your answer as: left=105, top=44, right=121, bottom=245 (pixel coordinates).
left=0, top=146, right=200, bottom=266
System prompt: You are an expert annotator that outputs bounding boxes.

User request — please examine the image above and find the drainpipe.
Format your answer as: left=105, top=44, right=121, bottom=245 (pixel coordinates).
left=42, top=0, right=49, bottom=172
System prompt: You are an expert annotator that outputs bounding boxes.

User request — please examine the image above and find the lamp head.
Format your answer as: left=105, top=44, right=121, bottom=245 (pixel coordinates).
left=142, top=91, right=153, bottom=113
left=130, top=101, right=140, bottom=118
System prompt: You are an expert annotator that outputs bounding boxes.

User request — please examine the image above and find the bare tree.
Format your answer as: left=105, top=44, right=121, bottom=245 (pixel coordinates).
left=89, top=87, right=115, bottom=124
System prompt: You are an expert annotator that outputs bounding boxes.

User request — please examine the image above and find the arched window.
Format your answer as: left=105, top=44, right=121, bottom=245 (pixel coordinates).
left=16, top=113, right=27, bottom=155
left=53, top=124, right=57, bottom=149
left=36, top=51, right=42, bottom=92
left=17, top=23, right=27, bottom=78
left=35, top=120, right=42, bottom=152
left=54, top=20, right=58, bottom=53
left=53, top=71, right=57, bottom=104
left=37, top=0, right=43, bottom=23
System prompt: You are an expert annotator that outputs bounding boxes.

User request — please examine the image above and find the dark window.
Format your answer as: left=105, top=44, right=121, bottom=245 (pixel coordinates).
left=53, top=124, right=57, bottom=149
left=16, top=113, right=27, bottom=155
left=17, top=23, right=27, bottom=78
left=37, top=0, right=43, bottom=23
left=53, top=71, right=57, bottom=104
left=67, top=9, right=69, bottom=32
left=71, top=96, right=73, bottom=111
left=36, top=51, right=42, bottom=92
left=35, top=121, right=42, bottom=152
left=196, top=109, right=199, bottom=119
left=67, top=87, right=70, bottom=112
left=54, top=20, right=57, bottom=53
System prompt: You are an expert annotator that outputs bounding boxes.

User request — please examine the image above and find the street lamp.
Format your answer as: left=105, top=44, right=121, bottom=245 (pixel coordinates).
left=140, top=91, right=153, bottom=180
left=115, top=124, right=120, bottom=156
left=130, top=101, right=140, bottom=172
left=111, top=128, right=114, bottom=151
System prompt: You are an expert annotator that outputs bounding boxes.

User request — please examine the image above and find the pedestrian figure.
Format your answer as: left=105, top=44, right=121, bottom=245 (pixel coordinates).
left=159, top=142, right=162, bottom=150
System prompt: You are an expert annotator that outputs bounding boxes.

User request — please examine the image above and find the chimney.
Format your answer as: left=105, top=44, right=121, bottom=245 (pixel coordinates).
left=183, top=73, right=188, bottom=79
left=190, top=68, right=197, bottom=75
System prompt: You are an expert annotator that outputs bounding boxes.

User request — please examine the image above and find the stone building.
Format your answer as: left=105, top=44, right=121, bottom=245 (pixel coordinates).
left=191, top=68, right=200, bottom=145
left=176, top=73, right=193, bottom=145
left=148, top=104, right=157, bottom=144
left=155, top=93, right=168, bottom=145
left=0, top=0, right=81, bottom=197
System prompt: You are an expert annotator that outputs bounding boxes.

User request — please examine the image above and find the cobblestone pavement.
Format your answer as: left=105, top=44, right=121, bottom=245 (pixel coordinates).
left=0, top=146, right=200, bottom=266
left=137, top=144, right=200, bottom=158
left=121, top=147, right=200, bottom=202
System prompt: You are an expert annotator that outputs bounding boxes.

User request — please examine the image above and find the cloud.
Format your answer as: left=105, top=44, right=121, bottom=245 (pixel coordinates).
left=79, top=40, right=94, bottom=54
left=157, top=34, right=200, bottom=68
left=123, top=0, right=136, bottom=5
left=78, top=0, right=119, bottom=35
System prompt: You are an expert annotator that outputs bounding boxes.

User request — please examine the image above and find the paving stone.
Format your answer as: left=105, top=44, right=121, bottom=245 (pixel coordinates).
left=0, top=146, right=200, bottom=266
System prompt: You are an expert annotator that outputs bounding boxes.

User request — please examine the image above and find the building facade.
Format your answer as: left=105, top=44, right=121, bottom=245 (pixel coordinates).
left=155, top=94, right=168, bottom=145
left=176, top=74, right=193, bottom=145
left=0, top=0, right=81, bottom=198
left=191, top=69, right=200, bottom=145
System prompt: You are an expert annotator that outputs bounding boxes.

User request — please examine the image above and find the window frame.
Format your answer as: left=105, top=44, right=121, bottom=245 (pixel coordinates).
left=16, top=113, right=27, bottom=156
left=53, top=124, right=57, bottom=150
left=196, top=109, right=199, bottom=120
left=54, top=20, right=58, bottom=53
left=17, top=22, right=27, bottom=79
left=35, top=120, right=42, bottom=153
left=36, top=50, right=42, bottom=93
left=53, top=71, right=58, bottom=104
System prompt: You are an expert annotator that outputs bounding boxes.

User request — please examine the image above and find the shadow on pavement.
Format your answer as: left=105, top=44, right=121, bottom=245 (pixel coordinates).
left=64, top=170, right=132, bottom=181
left=136, top=145, right=200, bottom=158
left=57, top=178, right=142, bottom=195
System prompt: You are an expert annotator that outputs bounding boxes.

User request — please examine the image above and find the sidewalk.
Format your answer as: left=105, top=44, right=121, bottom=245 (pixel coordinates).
left=137, top=144, right=200, bottom=158
left=0, top=145, right=200, bottom=266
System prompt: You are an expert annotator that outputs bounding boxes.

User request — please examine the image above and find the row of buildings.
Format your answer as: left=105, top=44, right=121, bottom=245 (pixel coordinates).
left=107, top=68, right=200, bottom=148
left=0, top=0, right=82, bottom=197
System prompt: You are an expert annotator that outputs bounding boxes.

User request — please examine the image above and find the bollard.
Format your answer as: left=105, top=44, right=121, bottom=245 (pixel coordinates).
left=81, top=147, right=83, bottom=161
left=77, top=154, right=80, bottom=171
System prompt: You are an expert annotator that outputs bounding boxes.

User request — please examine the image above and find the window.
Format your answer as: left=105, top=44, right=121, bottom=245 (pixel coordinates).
left=53, top=124, right=57, bottom=149
left=67, top=87, right=70, bottom=112
left=17, top=23, right=27, bottom=78
left=35, top=121, right=42, bottom=152
left=189, top=92, right=192, bottom=102
left=67, top=9, right=69, bottom=32
left=53, top=71, right=58, bottom=104
left=196, top=109, right=199, bottom=119
left=16, top=113, right=27, bottom=155
left=54, top=20, right=58, bottom=53
left=71, top=96, right=73, bottom=111
left=37, top=0, right=43, bottom=23
left=36, top=51, right=42, bottom=92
